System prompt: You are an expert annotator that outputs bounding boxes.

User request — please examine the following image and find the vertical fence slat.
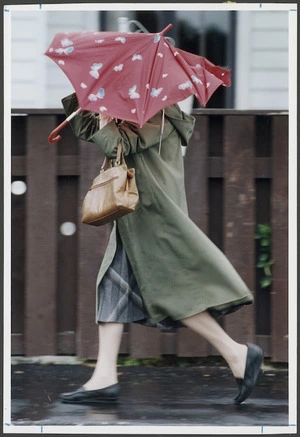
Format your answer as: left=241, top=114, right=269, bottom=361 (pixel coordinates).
left=271, top=116, right=288, bottom=362
left=77, top=141, right=111, bottom=359
left=11, top=116, right=27, bottom=354
left=223, top=115, right=256, bottom=344
left=130, top=325, right=161, bottom=358
left=177, top=116, right=210, bottom=357
left=25, top=115, right=57, bottom=355
left=57, top=176, right=78, bottom=354
left=11, top=176, right=26, bottom=355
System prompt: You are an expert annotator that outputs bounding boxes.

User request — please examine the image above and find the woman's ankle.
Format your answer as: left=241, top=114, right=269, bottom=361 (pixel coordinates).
left=226, top=344, right=248, bottom=379
left=83, top=374, right=118, bottom=391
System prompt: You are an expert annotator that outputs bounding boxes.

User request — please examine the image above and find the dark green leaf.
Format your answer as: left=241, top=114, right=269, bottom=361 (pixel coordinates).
left=256, top=261, right=266, bottom=268
left=260, top=277, right=272, bottom=288
left=264, top=266, right=272, bottom=276
left=261, top=239, right=270, bottom=247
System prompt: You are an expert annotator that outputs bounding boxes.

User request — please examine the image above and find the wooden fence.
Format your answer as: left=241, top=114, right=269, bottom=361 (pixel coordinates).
left=11, top=109, right=288, bottom=362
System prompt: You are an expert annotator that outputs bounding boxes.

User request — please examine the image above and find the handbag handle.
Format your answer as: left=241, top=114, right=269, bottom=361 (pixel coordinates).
left=100, top=141, right=123, bottom=173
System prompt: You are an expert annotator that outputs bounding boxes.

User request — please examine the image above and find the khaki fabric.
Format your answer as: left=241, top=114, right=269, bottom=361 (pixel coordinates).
left=62, top=93, right=253, bottom=324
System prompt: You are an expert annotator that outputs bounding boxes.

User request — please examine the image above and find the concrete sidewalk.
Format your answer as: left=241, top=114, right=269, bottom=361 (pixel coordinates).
left=10, top=359, right=289, bottom=428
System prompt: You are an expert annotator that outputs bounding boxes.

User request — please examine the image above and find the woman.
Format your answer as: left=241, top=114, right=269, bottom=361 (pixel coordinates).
left=60, top=93, right=263, bottom=405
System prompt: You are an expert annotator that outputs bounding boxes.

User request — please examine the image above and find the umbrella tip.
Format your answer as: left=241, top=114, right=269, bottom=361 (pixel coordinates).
left=160, top=24, right=173, bottom=36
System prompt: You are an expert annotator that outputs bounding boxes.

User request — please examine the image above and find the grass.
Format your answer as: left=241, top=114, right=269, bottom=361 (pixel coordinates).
left=117, top=356, right=228, bottom=368
left=116, top=356, right=288, bottom=371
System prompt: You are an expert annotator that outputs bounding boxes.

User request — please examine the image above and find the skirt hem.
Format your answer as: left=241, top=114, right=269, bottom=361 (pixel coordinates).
left=96, top=225, right=253, bottom=329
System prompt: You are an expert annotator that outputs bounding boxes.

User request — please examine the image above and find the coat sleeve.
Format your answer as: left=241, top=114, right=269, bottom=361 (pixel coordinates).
left=61, top=93, right=178, bottom=159
left=164, top=104, right=195, bottom=147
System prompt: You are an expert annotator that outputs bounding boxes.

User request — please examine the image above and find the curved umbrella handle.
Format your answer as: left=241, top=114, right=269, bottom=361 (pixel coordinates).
left=48, top=107, right=82, bottom=143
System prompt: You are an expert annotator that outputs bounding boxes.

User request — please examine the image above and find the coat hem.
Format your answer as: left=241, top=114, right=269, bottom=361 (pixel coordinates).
left=148, top=293, right=253, bottom=324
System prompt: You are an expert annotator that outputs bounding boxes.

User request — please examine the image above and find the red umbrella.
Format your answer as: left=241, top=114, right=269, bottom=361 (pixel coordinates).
left=45, top=24, right=230, bottom=143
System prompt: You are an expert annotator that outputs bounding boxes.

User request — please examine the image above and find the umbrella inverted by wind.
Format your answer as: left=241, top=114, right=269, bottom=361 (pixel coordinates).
left=45, top=24, right=231, bottom=143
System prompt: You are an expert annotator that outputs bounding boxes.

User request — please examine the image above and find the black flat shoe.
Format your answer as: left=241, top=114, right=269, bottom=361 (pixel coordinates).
left=234, top=343, right=263, bottom=404
left=60, top=383, right=120, bottom=404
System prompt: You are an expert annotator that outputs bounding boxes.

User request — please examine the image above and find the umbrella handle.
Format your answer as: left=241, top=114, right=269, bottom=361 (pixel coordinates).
left=48, top=107, right=82, bottom=143
left=160, top=24, right=173, bottom=36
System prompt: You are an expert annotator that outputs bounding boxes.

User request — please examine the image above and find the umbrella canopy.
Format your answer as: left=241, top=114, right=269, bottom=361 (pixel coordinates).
left=45, top=24, right=231, bottom=141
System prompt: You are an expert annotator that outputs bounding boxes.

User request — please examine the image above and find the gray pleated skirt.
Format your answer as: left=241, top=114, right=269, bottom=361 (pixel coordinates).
left=97, top=230, right=246, bottom=327
left=97, top=230, right=179, bottom=328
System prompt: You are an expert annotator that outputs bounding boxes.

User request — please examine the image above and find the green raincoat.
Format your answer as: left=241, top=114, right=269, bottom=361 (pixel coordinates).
left=62, top=93, right=253, bottom=324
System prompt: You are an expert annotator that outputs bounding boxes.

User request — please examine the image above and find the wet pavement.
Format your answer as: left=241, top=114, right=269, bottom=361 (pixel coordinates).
left=10, top=361, right=289, bottom=428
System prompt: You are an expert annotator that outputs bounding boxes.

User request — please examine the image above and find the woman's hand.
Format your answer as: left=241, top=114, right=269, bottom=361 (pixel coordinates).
left=99, top=114, right=114, bottom=130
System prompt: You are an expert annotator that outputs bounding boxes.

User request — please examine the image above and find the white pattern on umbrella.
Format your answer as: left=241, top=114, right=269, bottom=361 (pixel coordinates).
left=132, top=54, right=143, bottom=61
left=150, top=87, right=163, bottom=97
left=128, top=85, right=140, bottom=99
left=113, top=64, right=124, bottom=72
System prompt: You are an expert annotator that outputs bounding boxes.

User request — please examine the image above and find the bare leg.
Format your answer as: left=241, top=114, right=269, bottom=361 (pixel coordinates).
left=181, top=311, right=248, bottom=379
left=84, top=322, right=124, bottom=391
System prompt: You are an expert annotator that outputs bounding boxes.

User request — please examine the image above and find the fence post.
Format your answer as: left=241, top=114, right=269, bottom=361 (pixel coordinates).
left=271, top=115, right=288, bottom=362
left=25, top=115, right=57, bottom=355
left=223, top=115, right=256, bottom=344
